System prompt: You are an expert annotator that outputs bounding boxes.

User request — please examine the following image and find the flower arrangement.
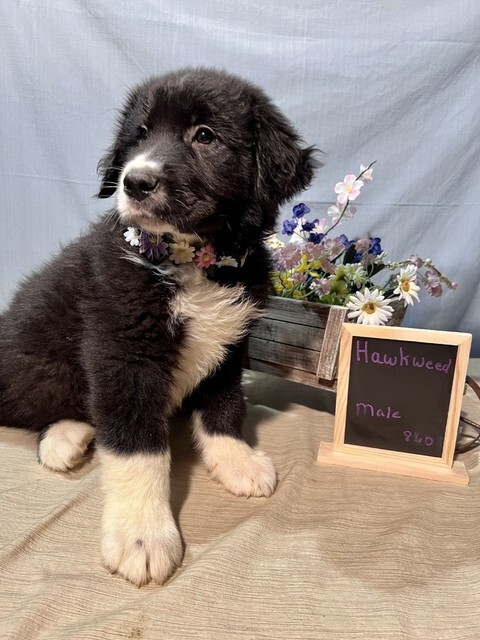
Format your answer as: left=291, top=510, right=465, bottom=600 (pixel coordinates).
left=268, top=162, right=456, bottom=325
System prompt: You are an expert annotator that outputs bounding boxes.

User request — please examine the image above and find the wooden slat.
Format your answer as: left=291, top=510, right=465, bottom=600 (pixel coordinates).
left=248, top=358, right=337, bottom=392
left=250, top=317, right=326, bottom=351
left=316, top=306, right=348, bottom=380
left=246, top=297, right=408, bottom=390
left=263, top=297, right=331, bottom=329
left=247, top=337, right=319, bottom=374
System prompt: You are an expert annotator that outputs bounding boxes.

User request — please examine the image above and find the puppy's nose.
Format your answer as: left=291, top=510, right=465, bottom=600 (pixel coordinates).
left=123, top=170, right=159, bottom=202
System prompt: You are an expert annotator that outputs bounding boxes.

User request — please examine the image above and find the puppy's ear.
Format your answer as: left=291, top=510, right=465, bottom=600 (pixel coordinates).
left=97, top=141, right=122, bottom=198
left=253, top=97, right=318, bottom=206
left=97, top=84, right=150, bottom=198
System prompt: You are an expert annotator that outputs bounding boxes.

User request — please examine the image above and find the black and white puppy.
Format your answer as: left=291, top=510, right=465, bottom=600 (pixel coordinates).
left=0, top=68, right=316, bottom=585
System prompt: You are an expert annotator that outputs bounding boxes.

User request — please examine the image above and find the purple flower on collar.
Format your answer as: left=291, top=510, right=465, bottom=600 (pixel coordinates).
left=138, top=231, right=169, bottom=261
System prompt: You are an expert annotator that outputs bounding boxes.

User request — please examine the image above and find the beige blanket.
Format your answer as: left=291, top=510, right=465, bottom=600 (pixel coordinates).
left=1, top=364, right=479, bottom=640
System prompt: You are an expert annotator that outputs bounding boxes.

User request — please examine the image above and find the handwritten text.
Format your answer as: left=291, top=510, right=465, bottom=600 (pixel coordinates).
left=355, top=340, right=452, bottom=374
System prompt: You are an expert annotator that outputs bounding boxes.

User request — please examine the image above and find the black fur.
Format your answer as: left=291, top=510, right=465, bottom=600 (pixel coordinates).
left=0, top=67, right=316, bottom=456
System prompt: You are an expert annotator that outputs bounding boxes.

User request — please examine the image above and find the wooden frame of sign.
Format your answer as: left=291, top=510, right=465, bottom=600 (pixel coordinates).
left=318, top=324, right=472, bottom=484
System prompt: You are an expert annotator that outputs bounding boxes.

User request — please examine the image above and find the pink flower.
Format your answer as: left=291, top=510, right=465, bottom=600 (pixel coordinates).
left=304, top=242, right=327, bottom=260
left=359, top=164, right=373, bottom=181
left=323, top=237, right=345, bottom=259
left=291, top=272, right=307, bottom=284
left=334, top=175, right=364, bottom=205
left=313, top=218, right=329, bottom=234
left=320, top=259, right=337, bottom=275
left=355, top=238, right=371, bottom=252
left=195, top=245, right=217, bottom=269
left=423, top=270, right=443, bottom=297
left=409, top=254, right=424, bottom=268
left=310, top=278, right=330, bottom=296
left=273, top=244, right=302, bottom=270
left=327, top=203, right=357, bottom=224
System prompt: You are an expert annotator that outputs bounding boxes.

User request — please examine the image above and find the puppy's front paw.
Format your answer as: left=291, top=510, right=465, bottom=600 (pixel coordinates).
left=102, top=518, right=183, bottom=587
left=100, top=449, right=183, bottom=586
left=203, top=437, right=277, bottom=498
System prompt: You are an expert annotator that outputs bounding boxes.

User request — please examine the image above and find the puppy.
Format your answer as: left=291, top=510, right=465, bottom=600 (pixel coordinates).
left=0, top=68, right=316, bottom=585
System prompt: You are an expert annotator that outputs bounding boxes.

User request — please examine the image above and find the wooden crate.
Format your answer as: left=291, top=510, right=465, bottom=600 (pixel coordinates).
left=244, top=296, right=406, bottom=391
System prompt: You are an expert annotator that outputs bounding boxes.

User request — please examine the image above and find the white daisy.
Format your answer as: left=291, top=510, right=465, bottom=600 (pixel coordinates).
left=123, top=226, right=140, bottom=247
left=346, top=287, right=394, bottom=325
left=216, top=255, right=238, bottom=268
left=169, top=241, right=195, bottom=264
left=394, top=265, right=420, bottom=306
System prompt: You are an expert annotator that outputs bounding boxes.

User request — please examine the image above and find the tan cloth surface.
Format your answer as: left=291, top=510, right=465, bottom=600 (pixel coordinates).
left=1, top=363, right=480, bottom=640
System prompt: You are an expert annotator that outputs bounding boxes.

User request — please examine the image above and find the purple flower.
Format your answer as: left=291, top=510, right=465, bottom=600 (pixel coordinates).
left=282, top=219, right=297, bottom=235
left=338, top=234, right=352, bottom=250
left=369, top=237, right=382, bottom=255
left=292, top=203, right=310, bottom=218
left=309, top=232, right=324, bottom=245
left=139, top=232, right=169, bottom=261
left=302, top=218, right=319, bottom=232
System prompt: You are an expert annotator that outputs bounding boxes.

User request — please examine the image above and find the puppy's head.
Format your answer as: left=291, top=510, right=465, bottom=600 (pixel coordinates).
left=98, top=68, right=317, bottom=238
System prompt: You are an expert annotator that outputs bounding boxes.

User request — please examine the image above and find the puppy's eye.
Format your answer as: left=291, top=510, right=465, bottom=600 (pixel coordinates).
left=137, top=125, right=148, bottom=140
left=193, top=127, right=214, bottom=145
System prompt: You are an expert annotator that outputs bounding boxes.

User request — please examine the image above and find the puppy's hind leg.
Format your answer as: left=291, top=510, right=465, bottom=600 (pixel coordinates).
left=38, top=420, right=96, bottom=471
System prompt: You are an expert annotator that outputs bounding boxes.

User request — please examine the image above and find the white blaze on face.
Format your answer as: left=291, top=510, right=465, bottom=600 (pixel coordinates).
left=116, top=154, right=176, bottom=234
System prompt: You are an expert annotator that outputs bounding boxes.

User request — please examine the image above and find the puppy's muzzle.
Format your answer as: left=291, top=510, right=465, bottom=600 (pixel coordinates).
left=123, top=169, right=159, bottom=202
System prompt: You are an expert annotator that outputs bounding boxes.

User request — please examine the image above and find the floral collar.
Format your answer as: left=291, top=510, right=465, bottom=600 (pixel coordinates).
left=123, top=227, right=247, bottom=272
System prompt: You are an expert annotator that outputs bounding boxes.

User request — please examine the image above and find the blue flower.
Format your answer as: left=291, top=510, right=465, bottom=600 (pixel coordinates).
left=353, top=251, right=363, bottom=263
left=369, top=237, right=382, bottom=255
left=302, top=218, right=318, bottom=232
left=282, top=219, right=298, bottom=235
left=292, top=203, right=310, bottom=218
left=339, top=234, right=355, bottom=252
left=309, top=232, right=324, bottom=245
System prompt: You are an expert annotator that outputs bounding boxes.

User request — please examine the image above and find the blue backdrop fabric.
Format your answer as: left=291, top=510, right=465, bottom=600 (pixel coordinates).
left=1, top=1, right=479, bottom=352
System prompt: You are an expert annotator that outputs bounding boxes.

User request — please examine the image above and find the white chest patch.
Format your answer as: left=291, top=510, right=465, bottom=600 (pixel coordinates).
left=168, top=266, right=261, bottom=409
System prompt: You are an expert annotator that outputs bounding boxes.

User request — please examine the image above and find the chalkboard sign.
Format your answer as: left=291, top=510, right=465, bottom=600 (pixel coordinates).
left=318, top=324, right=472, bottom=484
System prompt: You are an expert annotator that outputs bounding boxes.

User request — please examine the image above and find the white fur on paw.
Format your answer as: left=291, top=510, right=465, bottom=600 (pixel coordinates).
left=201, top=436, right=277, bottom=498
left=102, top=517, right=183, bottom=587
left=38, top=420, right=95, bottom=471
left=100, top=449, right=183, bottom=586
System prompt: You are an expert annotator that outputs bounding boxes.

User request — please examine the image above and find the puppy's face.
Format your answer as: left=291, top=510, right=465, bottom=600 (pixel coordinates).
left=98, top=68, right=316, bottom=237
